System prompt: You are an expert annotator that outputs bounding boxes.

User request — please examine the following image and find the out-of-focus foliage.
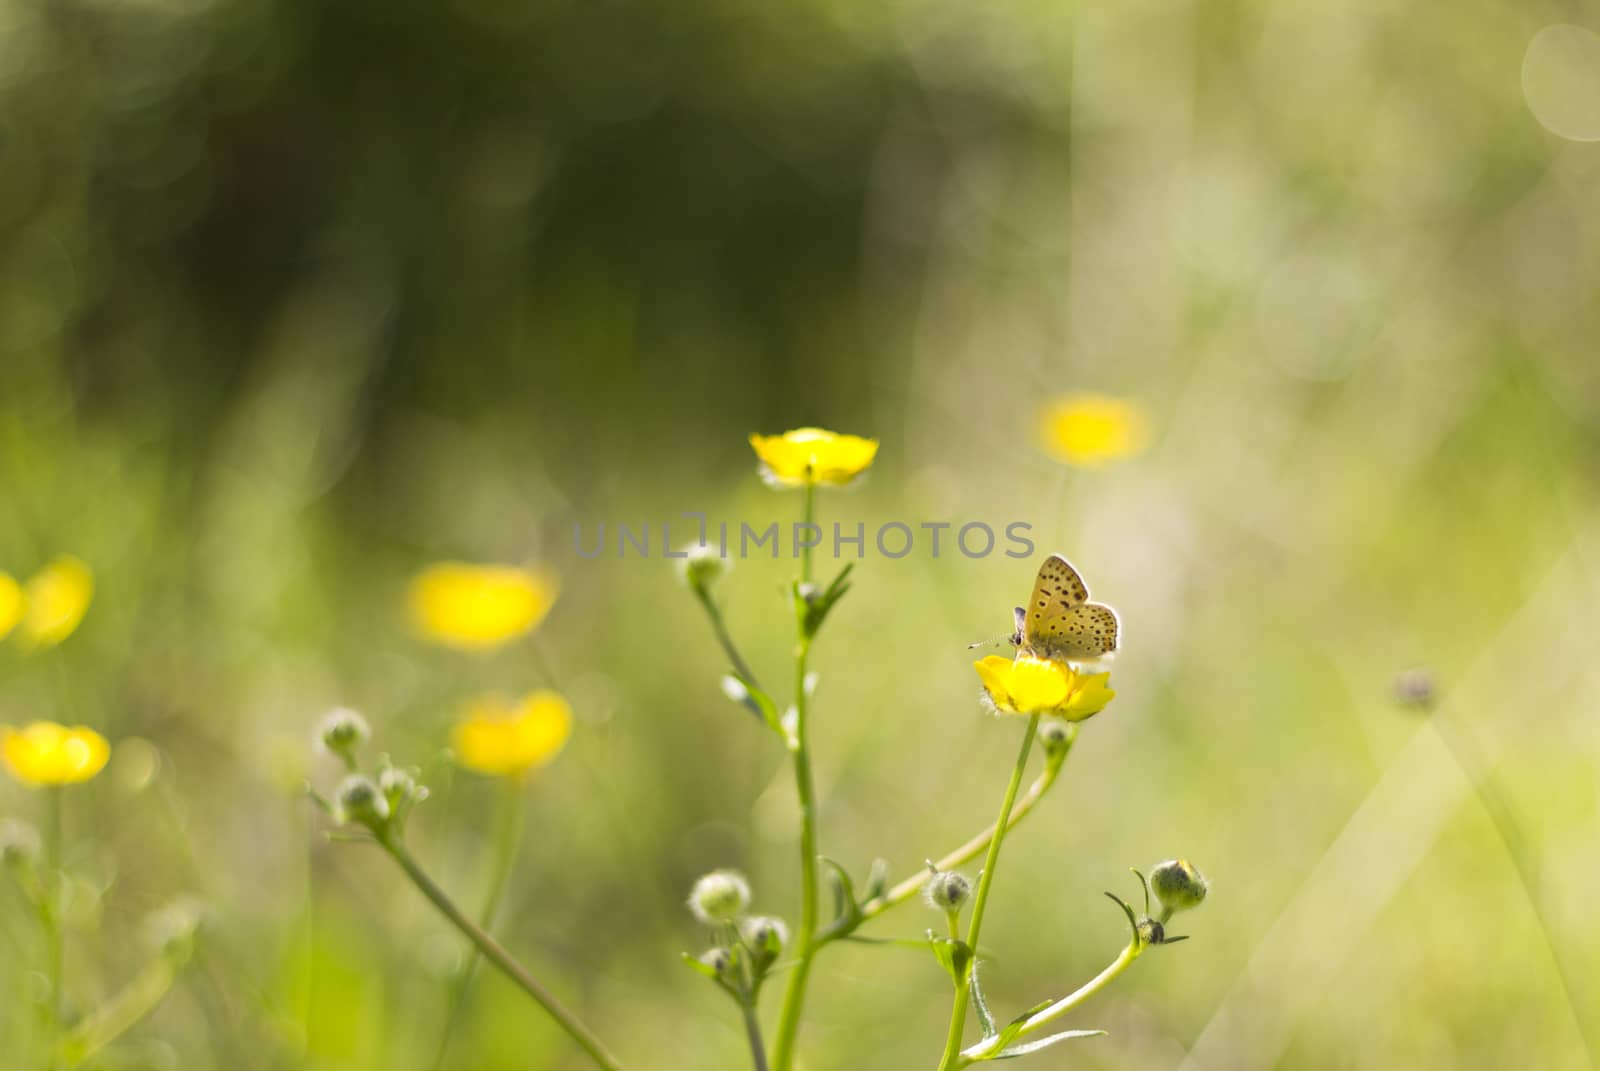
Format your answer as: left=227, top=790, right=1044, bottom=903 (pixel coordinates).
left=3, top=0, right=1600, bottom=1067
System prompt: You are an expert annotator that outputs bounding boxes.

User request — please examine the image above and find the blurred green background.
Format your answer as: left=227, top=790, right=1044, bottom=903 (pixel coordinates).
left=3, top=0, right=1600, bottom=1067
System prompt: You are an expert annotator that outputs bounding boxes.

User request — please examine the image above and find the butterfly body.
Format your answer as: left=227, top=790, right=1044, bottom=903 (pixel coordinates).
left=1010, top=555, right=1119, bottom=663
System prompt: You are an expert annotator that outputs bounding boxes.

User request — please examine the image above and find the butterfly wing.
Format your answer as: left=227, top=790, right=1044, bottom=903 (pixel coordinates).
left=1020, top=555, right=1120, bottom=661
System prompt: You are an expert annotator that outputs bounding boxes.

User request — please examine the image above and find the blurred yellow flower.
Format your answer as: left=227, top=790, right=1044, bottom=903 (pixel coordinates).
left=451, top=691, right=573, bottom=778
left=749, top=428, right=878, bottom=487
left=1038, top=394, right=1149, bottom=467
left=973, top=654, right=1115, bottom=721
left=21, top=555, right=94, bottom=647
left=408, top=562, right=559, bottom=651
left=2, top=721, right=112, bottom=786
left=0, top=573, right=22, bottom=642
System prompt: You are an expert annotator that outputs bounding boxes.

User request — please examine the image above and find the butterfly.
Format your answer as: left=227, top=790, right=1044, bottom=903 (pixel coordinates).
left=1009, top=554, right=1119, bottom=663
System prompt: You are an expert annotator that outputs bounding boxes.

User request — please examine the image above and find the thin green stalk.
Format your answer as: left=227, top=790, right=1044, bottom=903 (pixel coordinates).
left=958, top=940, right=1141, bottom=1063
left=46, top=785, right=64, bottom=1071
left=936, top=714, right=1040, bottom=1071
left=378, top=834, right=625, bottom=1071
left=741, top=1001, right=771, bottom=1071
left=59, top=952, right=181, bottom=1066
left=428, top=782, right=526, bottom=1070
left=771, top=480, right=819, bottom=1071
left=852, top=730, right=1074, bottom=928
left=692, top=585, right=767, bottom=715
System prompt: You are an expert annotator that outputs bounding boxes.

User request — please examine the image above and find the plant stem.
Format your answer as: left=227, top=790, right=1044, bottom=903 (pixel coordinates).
left=853, top=730, right=1074, bottom=928
left=958, top=940, right=1142, bottom=1062
left=429, top=782, right=526, bottom=1070
left=770, top=481, right=819, bottom=1071
left=692, top=585, right=767, bottom=715
left=936, top=714, right=1040, bottom=1071
left=742, top=1001, right=771, bottom=1071
left=46, top=785, right=64, bottom=1071
left=378, top=834, right=625, bottom=1071
left=59, top=952, right=181, bottom=1066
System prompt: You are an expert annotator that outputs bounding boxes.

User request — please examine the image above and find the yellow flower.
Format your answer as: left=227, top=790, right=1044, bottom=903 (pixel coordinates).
left=2, top=721, right=112, bottom=786
left=408, top=562, right=559, bottom=651
left=749, top=428, right=879, bottom=487
left=1038, top=394, right=1150, bottom=467
left=20, top=556, right=94, bottom=647
left=0, top=573, right=22, bottom=642
left=973, top=654, right=1115, bottom=721
left=451, top=691, right=573, bottom=778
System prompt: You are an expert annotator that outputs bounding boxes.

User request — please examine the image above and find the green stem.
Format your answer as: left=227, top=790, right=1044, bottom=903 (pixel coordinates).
left=692, top=585, right=766, bottom=703
left=46, top=785, right=64, bottom=1071
left=742, top=1001, right=771, bottom=1071
left=771, top=482, right=819, bottom=1071
left=936, top=714, right=1040, bottom=1071
left=59, top=953, right=181, bottom=1066
left=378, top=834, right=625, bottom=1071
left=851, top=730, right=1074, bottom=929
left=429, top=782, right=526, bottom=1071
left=957, top=940, right=1142, bottom=1063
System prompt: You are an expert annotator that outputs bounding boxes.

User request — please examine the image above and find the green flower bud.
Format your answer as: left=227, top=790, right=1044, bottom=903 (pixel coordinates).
left=1137, top=917, right=1166, bottom=946
left=1149, top=858, right=1208, bottom=916
left=1038, top=717, right=1077, bottom=759
left=336, top=774, right=390, bottom=831
left=924, top=870, right=972, bottom=913
left=379, top=766, right=428, bottom=809
left=687, top=869, right=751, bottom=925
left=678, top=544, right=729, bottom=591
left=740, top=914, right=789, bottom=954
left=318, top=708, right=370, bottom=761
left=698, top=946, right=737, bottom=978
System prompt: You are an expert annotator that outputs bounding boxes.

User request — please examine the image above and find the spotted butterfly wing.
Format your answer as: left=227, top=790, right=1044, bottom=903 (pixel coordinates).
left=1013, top=555, right=1119, bottom=662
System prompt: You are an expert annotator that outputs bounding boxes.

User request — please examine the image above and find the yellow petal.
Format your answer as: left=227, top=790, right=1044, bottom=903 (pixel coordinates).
left=1006, top=656, right=1073, bottom=714
left=973, top=655, right=1019, bottom=712
left=452, top=691, right=573, bottom=778
left=1061, top=672, right=1117, bottom=721
left=408, top=563, right=559, bottom=651
left=1038, top=395, right=1150, bottom=468
left=22, top=556, right=94, bottom=647
left=749, top=428, right=879, bottom=487
left=2, top=722, right=112, bottom=786
left=0, top=573, right=22, bottom=642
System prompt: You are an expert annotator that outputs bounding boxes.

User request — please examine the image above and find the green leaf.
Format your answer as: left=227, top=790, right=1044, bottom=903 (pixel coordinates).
left=863, top=858, right=889, bottom=903
left=972, top=960, right=997, bottom=1038
left=680, top=952, right=721, bottom=980
left=727, top=673, right=785, bottom=738
left=801, top=564, right=855, bottom=638
left=991, top=1030, right=1107, bottom=1059
left=927, top=931, right=973, bottom=984
left=820, top=857, right=862, bottom=932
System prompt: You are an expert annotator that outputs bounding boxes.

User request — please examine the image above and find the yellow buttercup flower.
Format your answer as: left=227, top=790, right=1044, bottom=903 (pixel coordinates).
left=973, top=654, right=1115, bottom=721
left=0, top=573, right=22, bottom=642
left=749, top=428, right=879, bottom=488
left=20, top=556, right=94, bottom=647
left=1038, top=394, right=1150, bottom=468
left=451, top=691, right=573, bottom=778
left=408, top=562, right=559, bottom=651
left=2, top=721, right=112, bottom=786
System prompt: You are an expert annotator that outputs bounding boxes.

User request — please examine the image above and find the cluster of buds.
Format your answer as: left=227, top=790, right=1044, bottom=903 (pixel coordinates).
left=683, top=869, right=789, bottom=1007
left=310, top=708, right=430, bottom=841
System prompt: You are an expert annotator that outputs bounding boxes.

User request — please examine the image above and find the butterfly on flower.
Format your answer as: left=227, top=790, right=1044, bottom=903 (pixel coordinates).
left=1008, top=554, right=1119, bottom=664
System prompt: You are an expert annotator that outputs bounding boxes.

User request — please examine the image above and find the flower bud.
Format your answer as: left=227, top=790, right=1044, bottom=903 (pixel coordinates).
left=677, top=544, right=729, bottom=591
left=1393, top=668, right=1436, bottom=712
left=336, top=774, right=390, bottom=830
left=698, top=946, right=737, bottom=978
left=318, top=708, right=370, bottom=761
left=0, top=819, right=40, bottom=871
left=1137, top=917, right=1165, bottom=946
left=740, top=915, right=789, bottom=954
left=687, top=869, right=751, bottom=925
left=924, top=870, right=972, bottom=913
left=1038, top=717, right=1077, bottom=759
left=379, top=766, right=428, bottom=810
left=1149, top=858, right=1208, bottom=916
